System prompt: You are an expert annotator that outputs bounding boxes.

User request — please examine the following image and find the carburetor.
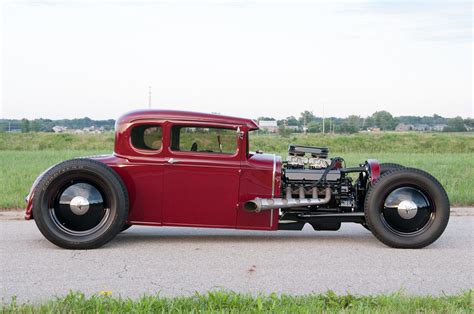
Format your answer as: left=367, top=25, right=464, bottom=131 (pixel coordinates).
left=286, top=145, right=331, bottom=169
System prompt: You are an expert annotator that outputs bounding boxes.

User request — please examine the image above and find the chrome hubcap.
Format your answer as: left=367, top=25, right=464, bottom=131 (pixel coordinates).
left=49, top=182, right=109, bottom=236
left=381, top=186, right=434, bottom=235
left=397, top=200, right=418, bottom=219
left=70, top=196, right=90, bottom=215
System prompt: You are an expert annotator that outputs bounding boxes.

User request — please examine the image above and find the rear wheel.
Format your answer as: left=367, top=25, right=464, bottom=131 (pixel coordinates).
left=362, top=163, right=404, bottom=231
left=32, top=159, right=128, bottom=249
left=364, top=168, right=449, bottom=248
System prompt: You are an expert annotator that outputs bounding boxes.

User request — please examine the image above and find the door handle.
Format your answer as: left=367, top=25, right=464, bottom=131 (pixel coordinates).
left=167, top=158, right=179, bottom=164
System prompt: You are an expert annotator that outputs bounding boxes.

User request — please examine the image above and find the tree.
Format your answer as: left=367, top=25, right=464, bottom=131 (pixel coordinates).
left=278, top=125, right=292, bottom=137
left=443, top=116, right=467, bottom=132
left=307, top=121, right=320, bottom=133
left=363, top=116, right=375, bottom=129
left=257, top=116, right=275, bottom=121
left=463, top=118, right=473, bottom=129
left=285, top=116, right=299, bottom=126
left=299, top=111, right=316, bottom=126
left=371, top=111, right=396, bottom=131
left=31, top=120, right=40, bottom=132
left=21, top=119, right=30, bottom=133
left=345, top=115, right=361, bottom=133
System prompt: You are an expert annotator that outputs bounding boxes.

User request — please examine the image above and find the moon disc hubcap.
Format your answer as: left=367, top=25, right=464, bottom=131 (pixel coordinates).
left=70, top=196, right=90, bottom=215
left=49, top=182, right=109, bottom=235
left=381, top=187, right=434, bottom=235
left=397, top=200, right=418, bottom=219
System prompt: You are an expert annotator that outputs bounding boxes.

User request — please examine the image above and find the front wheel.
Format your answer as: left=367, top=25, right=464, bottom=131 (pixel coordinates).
left=32, top=159, right=129, bottom=249
left=364, top=168, right=449, bottom=248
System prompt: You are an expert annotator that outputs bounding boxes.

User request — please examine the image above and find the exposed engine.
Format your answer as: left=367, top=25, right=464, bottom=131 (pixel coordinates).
left=245, top=144, right=360, bottom=217
left=282, top=145, right=355, bottom=212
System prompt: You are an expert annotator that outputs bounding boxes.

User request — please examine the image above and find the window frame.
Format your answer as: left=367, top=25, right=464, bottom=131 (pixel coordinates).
left=129, top=123, right=164, bottom=155
left=168, top=123, right=241, bottom=158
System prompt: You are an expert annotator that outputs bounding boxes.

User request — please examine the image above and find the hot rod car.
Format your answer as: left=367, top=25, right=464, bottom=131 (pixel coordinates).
left=25, top=110, right=450, bottom=249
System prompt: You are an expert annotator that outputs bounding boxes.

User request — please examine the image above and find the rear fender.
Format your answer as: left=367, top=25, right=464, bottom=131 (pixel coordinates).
left=366, top=159, right=380, bottom=183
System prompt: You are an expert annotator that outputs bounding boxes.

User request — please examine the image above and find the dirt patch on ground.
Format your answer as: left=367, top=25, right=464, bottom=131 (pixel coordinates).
left=0, top=211, right=25, bottom=220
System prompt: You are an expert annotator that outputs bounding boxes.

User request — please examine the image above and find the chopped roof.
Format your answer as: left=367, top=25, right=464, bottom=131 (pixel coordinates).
left=117, top=109, right=259, bottom=130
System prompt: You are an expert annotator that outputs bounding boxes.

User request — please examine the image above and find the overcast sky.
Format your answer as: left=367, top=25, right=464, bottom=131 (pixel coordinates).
left=1, top=0, right=472, bottom=120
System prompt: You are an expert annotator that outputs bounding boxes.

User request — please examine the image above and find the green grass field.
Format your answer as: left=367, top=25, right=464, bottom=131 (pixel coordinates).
left=1, top=132, right=473, bottom=208
left=2, top=290, right=472, bottom=313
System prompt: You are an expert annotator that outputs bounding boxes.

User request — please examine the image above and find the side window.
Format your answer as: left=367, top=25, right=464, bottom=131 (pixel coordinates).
left=131, top=125, right=162, bottom=151
left=171, top=126, right=237, bottom=154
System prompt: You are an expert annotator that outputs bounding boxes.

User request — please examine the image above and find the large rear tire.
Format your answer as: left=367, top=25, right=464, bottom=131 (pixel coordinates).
left=379, top=163, right=404, bottom=175
left=32, top=159, right=129, bottom=249
left=364, top=168, right=449, bottom=248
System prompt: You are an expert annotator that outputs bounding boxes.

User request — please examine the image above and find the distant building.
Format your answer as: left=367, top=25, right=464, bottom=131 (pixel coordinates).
left=432, top=124, right=447, bottom=132
left=395, top=123, right=413, bottom=132
left=258, top=120, right=278, bottom=133
left=82, top=126, right=104, bottom=133
left=286, top=125, right=300, bottom=131
left=413, top=124, right=430, bottom=131
left=52, top=126, right=68, bottom=133
left=367, top=127, right=381, bottom=133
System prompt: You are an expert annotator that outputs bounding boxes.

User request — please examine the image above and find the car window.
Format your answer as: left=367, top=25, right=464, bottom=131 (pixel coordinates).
left=131, top=125, right=162, bottom=150
left=171, top=126, right=237, bottom=154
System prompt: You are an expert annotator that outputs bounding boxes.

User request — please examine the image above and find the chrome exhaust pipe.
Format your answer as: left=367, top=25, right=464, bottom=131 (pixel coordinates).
left=244, top=187, right=331, bottom=212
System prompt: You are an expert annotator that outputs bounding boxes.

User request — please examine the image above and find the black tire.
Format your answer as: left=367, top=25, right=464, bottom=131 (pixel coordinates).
left=364, top=168, right=449, bottom=249
left=120, top=224, right=132, bottom=232
left=379, top=163, right=404, bottom=175
left=361, top=163, right=404, bottom=230
left=32, top=159, right=129, bottom=249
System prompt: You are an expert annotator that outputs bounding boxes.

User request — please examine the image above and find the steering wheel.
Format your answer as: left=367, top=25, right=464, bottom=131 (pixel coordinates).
left=190, top=142, right=198, bottom=152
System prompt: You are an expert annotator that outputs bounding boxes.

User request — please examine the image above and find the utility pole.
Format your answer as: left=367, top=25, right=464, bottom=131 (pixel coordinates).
left=322, top=104, right=325, bottom=134
left=148, top=86, right=152, bottom=109
left=303, top=113, right=307, bottom=134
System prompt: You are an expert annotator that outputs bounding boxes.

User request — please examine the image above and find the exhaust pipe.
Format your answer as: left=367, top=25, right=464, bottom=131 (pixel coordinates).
left=244, top=187, right=331, bottom=212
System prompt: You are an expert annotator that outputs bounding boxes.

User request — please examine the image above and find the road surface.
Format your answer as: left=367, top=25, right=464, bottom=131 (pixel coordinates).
left=1, top=215, right=473, bottom=303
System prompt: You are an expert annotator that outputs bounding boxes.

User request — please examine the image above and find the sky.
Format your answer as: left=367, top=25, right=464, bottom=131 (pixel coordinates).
left=1, top=0, right=472, bottom=120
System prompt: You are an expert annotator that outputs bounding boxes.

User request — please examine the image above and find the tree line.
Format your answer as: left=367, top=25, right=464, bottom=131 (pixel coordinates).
left=259, top=111, right=472, bottom=134
left=0, top=117, right=115, bottom=133
left=0, top=111, right=472, bottom=134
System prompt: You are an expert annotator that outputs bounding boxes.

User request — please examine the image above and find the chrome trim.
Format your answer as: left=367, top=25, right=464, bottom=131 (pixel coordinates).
left=245, top=187, right=332, bottom=212
left=70, top=196, right=90, bottom=215
left=270, top=154, right=276, bottom=227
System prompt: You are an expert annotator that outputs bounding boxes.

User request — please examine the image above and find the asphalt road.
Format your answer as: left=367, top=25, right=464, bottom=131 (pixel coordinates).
left=1, top=215, right=473, bottom=303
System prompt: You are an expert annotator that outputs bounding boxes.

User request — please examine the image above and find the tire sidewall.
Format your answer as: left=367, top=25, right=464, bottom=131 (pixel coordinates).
left=32, top=159, right=128, bottom=249
left=365, top=168, right=450, bottom=248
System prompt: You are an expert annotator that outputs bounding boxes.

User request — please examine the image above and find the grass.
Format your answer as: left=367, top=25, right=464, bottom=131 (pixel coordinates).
left=249, top=132, right=474, bottom=154
left=2, top=290, right=472, bottom=313
left=1, top=132, right=473, bottom=153
left=1, top=151, right=472, bottom=208
left=1, top=132, right=473, bottom=208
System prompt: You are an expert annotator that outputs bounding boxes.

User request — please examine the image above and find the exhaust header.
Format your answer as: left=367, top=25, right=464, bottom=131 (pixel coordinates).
left=244, top=187, right=331, bottom=212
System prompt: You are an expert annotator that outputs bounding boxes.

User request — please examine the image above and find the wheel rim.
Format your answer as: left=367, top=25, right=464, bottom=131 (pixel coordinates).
left=49, top=182, right=110, bottom=236
left=380, top=186, right=435, bottom=236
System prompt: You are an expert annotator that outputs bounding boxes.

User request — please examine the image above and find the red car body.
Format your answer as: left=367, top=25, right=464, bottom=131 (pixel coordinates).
left=26, top=110, right=281, bottom=230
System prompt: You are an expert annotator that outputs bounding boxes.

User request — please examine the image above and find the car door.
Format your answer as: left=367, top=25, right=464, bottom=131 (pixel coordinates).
left=162, top=123, right=242, bottom=227
left=121, top=122, right=167, bottom=224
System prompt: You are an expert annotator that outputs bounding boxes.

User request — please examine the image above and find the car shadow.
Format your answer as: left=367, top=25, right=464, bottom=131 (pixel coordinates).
left=109, top=225, right=380, bottom=247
